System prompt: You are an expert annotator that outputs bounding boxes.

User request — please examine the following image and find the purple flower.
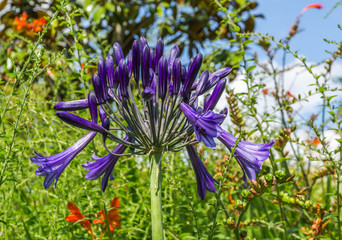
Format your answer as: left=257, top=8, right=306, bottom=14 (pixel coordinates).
left=181, top=54, right=202, bottom=98
left=191, top=67, right=232, bottom=94
left=31, top=132, right=97, bottom=188
left=98, top=58, right=108, bottom=100
left=193, top=70, right=209, bottom=97
left=158, top=56, right=168, bottom=99
left=218, top=130, right=274, bottom=186
left=54, top=99, right=91, bottom=111
left=168, top=45, right=179, bottom=69
left=113, top=42, right=124, bottom=66
left=180, top=103, right=225, bottom=149
left=154, top=37, right=164, bottom=70
left=92, top=73, right=105, bottom=103
left=141, top=45, right=151, bottom=88
left=32, top=36, right=258, bottom=200
left=132, top=40, right=140, bottom=84
left=118, top=59, right=129, bottom=98
left=31, top=91, right=99, bottom=188
left=172, top=58, right=181, bottom=96
left=56, top=111, right=107, bottom=133
left=203, top=78, right=226, bottom=112
left=106, top=55, right=115, bottom=88
left=82, top=135, right=132, bottom=192
left=186, top=145, right=218, bottom=200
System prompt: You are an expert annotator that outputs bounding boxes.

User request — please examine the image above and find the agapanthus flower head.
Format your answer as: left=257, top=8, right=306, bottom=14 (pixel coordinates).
left=31, top=36, right=272, bottom=198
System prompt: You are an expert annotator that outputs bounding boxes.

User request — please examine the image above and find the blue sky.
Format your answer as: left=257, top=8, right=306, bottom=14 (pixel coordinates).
left=254, top=0, right=341, bottom=62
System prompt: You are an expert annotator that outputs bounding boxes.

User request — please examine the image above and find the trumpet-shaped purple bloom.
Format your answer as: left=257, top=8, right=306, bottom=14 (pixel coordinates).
left=180, top=103, right=225, bottom=149
left=218, top=130, right=274, bottom=186
left=31, top=132, right=97, bottom=188
left=186, top=145, right=218, bottom=200
left=83, top=135, right=132, bottom=192
left=31, top=91, right=100, bottom=188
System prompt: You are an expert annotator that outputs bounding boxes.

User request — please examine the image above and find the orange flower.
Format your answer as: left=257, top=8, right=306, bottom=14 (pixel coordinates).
left=309, top=137, right=321, bottom=146
left=94, top=197, right=121, bottom=234
left=32, top=17, right=47, bottom=32
left=301, top=4, right=323, bottom=15
left=286, top=91, right=298, bottom=100
left=262, top=88, right=268, bottom=95
left=14, top=12, right=29, bottom=32
left=66, top=202, right=95, bottom=239
left=14, top=12, right=47, bottom=33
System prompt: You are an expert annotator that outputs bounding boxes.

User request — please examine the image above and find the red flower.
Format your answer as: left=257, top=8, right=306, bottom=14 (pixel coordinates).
left=14, top=12, right=29, bottom=32
left=262, top=88, right=268, bottom=95
left=309, top=137, right=321, bottom=146
left=94, top=197, right=121, bottom=235
left=66, top=202, right=95, bottom=239
left=14, top=12, right=47, bottom=33
left=286, top=91, right=298, bottom=100
left=301, top=4, right=323, bottom=15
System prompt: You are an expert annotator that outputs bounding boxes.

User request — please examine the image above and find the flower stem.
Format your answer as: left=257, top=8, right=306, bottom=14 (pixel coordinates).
left=150, top=152, right=164, bottom=239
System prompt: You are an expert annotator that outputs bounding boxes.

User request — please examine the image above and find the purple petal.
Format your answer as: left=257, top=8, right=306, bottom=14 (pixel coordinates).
left=56, top=111, right=106, bottom=133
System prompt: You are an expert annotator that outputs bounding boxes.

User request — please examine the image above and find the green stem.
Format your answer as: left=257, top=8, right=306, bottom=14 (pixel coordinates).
left=150, top=152, right=164, bottom=240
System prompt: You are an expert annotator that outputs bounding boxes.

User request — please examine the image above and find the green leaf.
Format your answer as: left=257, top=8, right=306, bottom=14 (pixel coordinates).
left=246, top=66, right=256, bottom=72
left=93, top=7, right=106, bottom=23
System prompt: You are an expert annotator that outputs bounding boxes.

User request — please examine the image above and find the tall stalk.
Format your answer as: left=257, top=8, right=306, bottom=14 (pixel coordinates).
left=150, top=152, right=164, bottom=239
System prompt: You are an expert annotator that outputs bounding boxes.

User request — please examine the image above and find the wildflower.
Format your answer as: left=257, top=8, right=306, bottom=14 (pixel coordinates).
left=286, top=90, right=298, bottom=100
left=82, top=135, right=133, bottom=192
left=301, top=4, right=323, bottom=15
left=31, top=36, right=271, bottom=201
left=262, top=88, right=268, bottom=95
left=14, top=12, right=29, bottom=32
left=218, top=131, right=274, bottom=186
left=14, top=12, right=47, bottom=33
left=186, top=145, right=218, bottom=199
left=309, top=137, right=321, bottom=146
left=66, top=202, right=95, bottom=239
left=94, top=197, right=121, bottom=234
left=30, top=91, right=99, bottom=188
left=180, top=103, right=225, bottom=149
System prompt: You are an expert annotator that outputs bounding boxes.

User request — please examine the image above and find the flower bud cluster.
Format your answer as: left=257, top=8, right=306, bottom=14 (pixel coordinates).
left=274, top=125, right=296, bottom=151
left=312, top=163, right=335, bottom=181
left=280, top=191, right=326, bottom=214
left=240, top=171, right=294, bottom=203
left=226, top=89, right=245, bottom=132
